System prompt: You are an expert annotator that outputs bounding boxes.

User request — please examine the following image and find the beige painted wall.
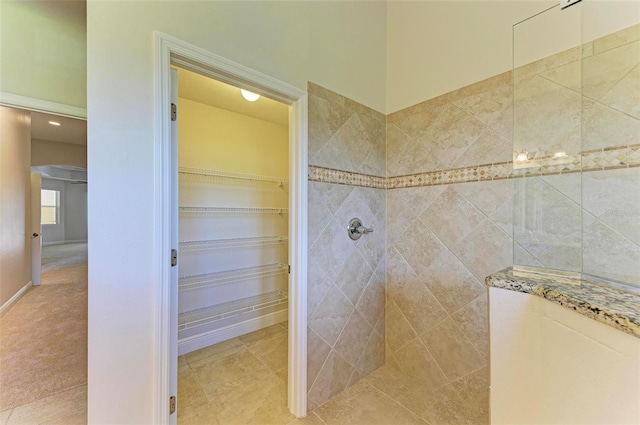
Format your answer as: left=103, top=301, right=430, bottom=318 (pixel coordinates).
left=0, top=0, right=86, bottom=109
left=490, top=287, right=640, bottom=425
left=386, top=0, right=554, bottom=113
left=0, top=107, right=32, bottom=308
left=87, top=3, right=386, bottom=422
left=178, top=98, right=288, bottom=177
left=31, top=139, right=87, bottom=169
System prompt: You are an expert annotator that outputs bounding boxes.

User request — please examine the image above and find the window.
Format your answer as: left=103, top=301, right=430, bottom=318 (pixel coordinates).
left=41, top=189, right=60, bottom=225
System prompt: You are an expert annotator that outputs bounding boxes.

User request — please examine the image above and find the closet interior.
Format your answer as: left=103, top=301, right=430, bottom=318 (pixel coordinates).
left=175, top=67, right=290, bottom=355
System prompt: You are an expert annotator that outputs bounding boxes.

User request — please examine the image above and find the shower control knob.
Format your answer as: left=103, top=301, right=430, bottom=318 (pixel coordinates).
left=347, top=218, right=374, bottom=240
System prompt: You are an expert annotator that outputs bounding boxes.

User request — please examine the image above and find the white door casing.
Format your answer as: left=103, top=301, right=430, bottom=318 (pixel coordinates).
left=154, top=32, right=308, bottom=424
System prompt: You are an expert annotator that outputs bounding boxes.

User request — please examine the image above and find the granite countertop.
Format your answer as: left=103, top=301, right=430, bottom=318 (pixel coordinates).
left=486, top=267, right=640, bottom=339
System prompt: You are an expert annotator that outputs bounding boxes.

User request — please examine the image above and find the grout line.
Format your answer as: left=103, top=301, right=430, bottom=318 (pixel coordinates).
left=359, top=380, right=421, bottom=424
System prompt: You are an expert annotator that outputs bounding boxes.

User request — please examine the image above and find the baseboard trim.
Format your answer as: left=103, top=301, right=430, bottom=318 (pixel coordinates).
left=0, top=92, right=87, bottom=119
left=0, top=281, right=32, bottom=317
left=43, top=240, right=87, bottom=246
left=178, top=309, right=288, bottom=355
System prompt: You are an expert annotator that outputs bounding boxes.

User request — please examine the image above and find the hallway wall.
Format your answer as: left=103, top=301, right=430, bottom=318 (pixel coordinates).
left=31, top=139, right=87, bottom=169
left=0, top=107, right=32, bottom=309
left=307, top=83, right=386, bottom=409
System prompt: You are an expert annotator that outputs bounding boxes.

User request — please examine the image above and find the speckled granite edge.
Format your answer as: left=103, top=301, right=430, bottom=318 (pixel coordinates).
left=486, top=267, right=640, bottom=339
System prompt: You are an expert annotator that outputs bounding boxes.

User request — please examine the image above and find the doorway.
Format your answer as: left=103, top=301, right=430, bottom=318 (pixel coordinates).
left=0, top=107, right=88, bottom=423
left=154, top=32, right=308, bottom=424
left=174, top=65, right=293, bottom=423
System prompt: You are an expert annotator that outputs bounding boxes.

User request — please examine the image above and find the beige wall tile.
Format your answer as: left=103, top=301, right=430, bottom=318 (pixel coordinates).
left=422, top=249, right=486, bottom=315
left=593, top=23, right=640, bottom=54
left=307, top=328, right=332, bottom=391
left=418, top=104, right=486, bottom=169
left=308, top=351, right=354, bottom=407
left=452, top=84, right=512, bottom=129
left=308, top=284, right=354, bottom=347
left=513, top=176, right=581, bottom=271
left=599, top=63, right=640, bottom=119
left=451, top=295, right=489, bottom=359
left=334, top=311, right=374, bottom=368
left=355, top=273, right=385, bottom=329
left=307, top=258, right=333, bottom=316
left=455, top=219, right=512, bottom=282
left=386, top=299, right=419, bottom=353
left=515, top=75, right=581, bottom=156
left=391, top=277, right=447, bottom=336
left=393, top=218, right=448, bottom=277
left=583, top=99, right=640, bottom=151
left=422, top=187, right=486, bottom=249
left=583, top=41, right=639, bottom=101
left=420, top=318, right=485, bottom=382
left=453, top=128, right=512, bottom=168
left=335, top=250, right=374, bottom=304
left=583, top=218, right=640, bottom=285
left=583, top=168, right=640, bottom=246
left=394, top=339, right=448, bottom=389
left=355, top=329, right=385, bottom=377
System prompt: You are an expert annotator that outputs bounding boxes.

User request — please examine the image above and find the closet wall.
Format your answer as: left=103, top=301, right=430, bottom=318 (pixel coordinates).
left=177, top=96, right=289, bottom=354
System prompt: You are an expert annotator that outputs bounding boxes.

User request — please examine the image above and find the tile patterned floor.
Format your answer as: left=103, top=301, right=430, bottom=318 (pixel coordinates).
left=0, top=243, right=88, bottom=425
left=179, top=325, right=473, bottom=425
left=2, top=243, right=474, bottom=425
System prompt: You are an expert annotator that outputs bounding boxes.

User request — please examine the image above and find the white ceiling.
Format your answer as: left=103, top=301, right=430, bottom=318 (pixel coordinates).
left=31, top=111, right=87, bottom=145
left=176, top=67, right=289, bottom=127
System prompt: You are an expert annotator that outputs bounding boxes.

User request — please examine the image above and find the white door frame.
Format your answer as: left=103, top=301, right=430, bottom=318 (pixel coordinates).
left=153, top=31, right=308, bottom=423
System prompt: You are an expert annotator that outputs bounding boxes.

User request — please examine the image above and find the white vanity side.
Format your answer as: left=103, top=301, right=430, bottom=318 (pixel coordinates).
left=489, top=287, right=640, bottom=425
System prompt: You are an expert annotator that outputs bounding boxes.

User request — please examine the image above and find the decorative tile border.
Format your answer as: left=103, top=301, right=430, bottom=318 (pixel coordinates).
left=309, top=145, right=640, bottom=190
left=308, top=165, right=386, bottom=189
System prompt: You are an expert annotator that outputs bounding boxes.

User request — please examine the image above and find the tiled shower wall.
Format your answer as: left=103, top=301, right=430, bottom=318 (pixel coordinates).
left=385, top=73, right=514, bottom=425
left=306, top=83, right=386, bottom=409
left=305, top=21, right=638, bottom=416
left=514, top=23, right=640, bottom=284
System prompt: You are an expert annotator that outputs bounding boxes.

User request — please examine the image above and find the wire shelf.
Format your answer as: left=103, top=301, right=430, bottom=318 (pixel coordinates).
left=178, top=290, right=288, bottom=330
left=179, top=235, right=288, bottom=251
left=179, top=206, right=288, bottom=214
left=179, top=263, right=288, bottom=291
left=179, top=167, right=288, bottom=185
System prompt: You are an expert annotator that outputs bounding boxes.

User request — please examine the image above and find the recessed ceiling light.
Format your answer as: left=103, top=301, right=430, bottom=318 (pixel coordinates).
left=240, top=89, right=260, bottom=102
left=48, top=121, right=61, bottom=126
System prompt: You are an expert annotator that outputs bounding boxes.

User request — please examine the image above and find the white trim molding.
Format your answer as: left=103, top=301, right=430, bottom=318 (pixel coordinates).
left=178, top=310, right=288, bottom=355
left=0, top=281, right=32, bottom=317
left=0, top=92, right=87, bottom=120
left=153, top=31, right=308, bottom=424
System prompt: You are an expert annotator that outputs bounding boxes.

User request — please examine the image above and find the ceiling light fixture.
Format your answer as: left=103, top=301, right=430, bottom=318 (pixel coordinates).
left=48, top=121, right=61, bottom=126
left=240, top=89, right=260, bottom=102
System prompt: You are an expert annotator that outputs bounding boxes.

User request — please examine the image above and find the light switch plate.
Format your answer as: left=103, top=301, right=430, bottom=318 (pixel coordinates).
left=560, top=0, right=582, bottom=10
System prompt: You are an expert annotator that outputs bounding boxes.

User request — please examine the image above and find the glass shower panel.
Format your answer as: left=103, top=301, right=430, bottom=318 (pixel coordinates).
left=513, top=4, right=583, bottom=274
left=580, top=1, right=640, bottom=286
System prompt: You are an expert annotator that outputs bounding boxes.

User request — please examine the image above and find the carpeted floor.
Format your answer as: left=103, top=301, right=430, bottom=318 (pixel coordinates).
left=0, top=243, right=87, bottom=423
